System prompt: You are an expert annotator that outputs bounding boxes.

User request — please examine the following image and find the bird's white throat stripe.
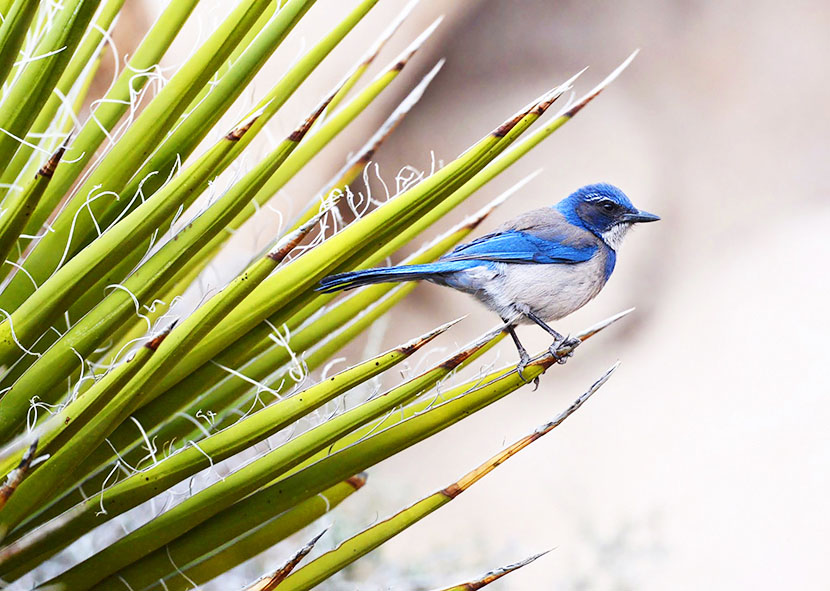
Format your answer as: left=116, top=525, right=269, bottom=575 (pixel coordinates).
left=601, top=223, right=631, bottom=250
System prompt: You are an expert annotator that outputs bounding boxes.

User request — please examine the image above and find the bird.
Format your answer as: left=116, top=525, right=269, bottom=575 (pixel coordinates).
left=318, top=183, right=659, bottom=376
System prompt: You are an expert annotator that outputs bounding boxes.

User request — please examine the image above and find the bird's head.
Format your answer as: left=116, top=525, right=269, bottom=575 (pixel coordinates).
left=556, top=183, right=660, bottom=250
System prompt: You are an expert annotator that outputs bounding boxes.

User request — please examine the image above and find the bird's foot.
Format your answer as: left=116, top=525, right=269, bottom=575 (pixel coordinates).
left=516, top=350, right=531, bottom=382
left=549, top=336, right=581, bottom=364
left=516, top=352, right=541, bottom=390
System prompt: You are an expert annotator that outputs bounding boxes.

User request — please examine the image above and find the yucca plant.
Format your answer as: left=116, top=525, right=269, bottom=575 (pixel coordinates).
left=0, top=1, right=638, bottom=588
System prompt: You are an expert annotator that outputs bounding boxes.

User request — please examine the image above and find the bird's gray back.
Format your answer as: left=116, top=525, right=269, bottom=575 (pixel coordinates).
left=496, top=206, right=596, bottom=249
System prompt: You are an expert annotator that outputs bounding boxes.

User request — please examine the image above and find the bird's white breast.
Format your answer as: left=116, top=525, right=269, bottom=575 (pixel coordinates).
left=476, top=255, right=609, bottom=323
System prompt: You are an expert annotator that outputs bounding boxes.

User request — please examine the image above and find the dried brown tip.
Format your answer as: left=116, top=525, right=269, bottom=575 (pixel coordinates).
left=399, top=316, right=465, bottom=355
left=443, top=363, right=617, bottom=500
left=37, top=133, right=73, bottom=178
left=561, top=87, right=601, bottom=118
left=245, top=528, right=328, bottom=590
left=560, top=50, right=638, bottom=118
left=346, top=472, right=368, bottom=489
left=287, top=82, right=342, bottom=143
left=267, top=202, right=334, bottom=262
left=226, top=114, right=259, bottom=141
left=530, top=92, right=562, bottom=116
left=439, top=326, right=501, bottom=370
left=491, top=103, right=535, bottom=138
left=530, top=66, right=588, bottom=116
left=491, top=61, right=593, bottom=138
left=354, top=59, right=444, bottom=168
left=493, top=67, right=587, bottom=141
left=529, top=362, right=618, bottom=435
left=145, top=319, right=178, bottom=351
left=492, top=83, right=561, bottom=139
left=446, top=551, right=550, bottom=590
left=0, top=438, right=38, bottom=511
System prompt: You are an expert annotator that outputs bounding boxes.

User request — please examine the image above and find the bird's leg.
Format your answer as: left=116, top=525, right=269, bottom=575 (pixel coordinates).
left=502, top=318, right=537, bottom=388
left=524, top=311, right=581, bottom=364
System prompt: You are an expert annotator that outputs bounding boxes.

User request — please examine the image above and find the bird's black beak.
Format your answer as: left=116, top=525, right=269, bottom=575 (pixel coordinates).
left=621, top=209, right=660, bottom=224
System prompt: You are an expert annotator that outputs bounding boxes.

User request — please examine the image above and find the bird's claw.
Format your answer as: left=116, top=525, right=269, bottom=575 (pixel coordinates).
left=516, top=351, right=532, bottom=384
left=550, top=336, right=581, bottom=364
left=516, top=353, right=541, bottom=390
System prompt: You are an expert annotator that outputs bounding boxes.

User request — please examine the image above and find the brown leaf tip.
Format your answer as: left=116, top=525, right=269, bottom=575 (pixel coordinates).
left=145, top=320, right=177, bottom=351
left=227, top=115, right=259, bottom=141
left=563, top=87, right=603, bottom=118
left=532, top=91, right=564, bottom=116
left=346, top=472, right=368, bottom=489
left=268, top=205, right=333, bottom=261
left=144, top=333, right=167, bottom=351
left=266, top=233, right=303, bottom=262
left=392, top=58, right=408, bottom=72
left=462, top=210, right=490, bottom=231
left=440, top=347, right=477, bottom=370
left=357, top=147, right=377, bottom=164
left=441, top=482, right=463, bottom=499
left=37, top=144, right=68, bottom=178
left=400, top=332, right=437, bottom=356
left=492, top=111, right=527, bottom=138
left=439, top=329, right=493, bottom=370
left=456, top=551, right=550, bottom=589
left=288, top=92, right=335, bottom=143
left=399, top=317, right=463, bottom=355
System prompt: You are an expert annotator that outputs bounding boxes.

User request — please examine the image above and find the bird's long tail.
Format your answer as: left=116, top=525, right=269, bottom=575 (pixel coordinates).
left=317, top=262, right=451, bottom=293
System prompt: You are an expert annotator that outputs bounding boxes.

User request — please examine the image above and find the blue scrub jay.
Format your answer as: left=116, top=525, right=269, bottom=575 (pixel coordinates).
left=319, top=183, right=659, bottom=373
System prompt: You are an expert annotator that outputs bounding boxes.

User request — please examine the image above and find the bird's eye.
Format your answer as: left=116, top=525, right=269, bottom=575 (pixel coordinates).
left=601, top=202, right=615, bottom=211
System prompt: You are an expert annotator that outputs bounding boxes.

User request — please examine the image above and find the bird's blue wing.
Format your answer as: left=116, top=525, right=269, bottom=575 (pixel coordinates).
left=440, top=230, right=596, bottom=265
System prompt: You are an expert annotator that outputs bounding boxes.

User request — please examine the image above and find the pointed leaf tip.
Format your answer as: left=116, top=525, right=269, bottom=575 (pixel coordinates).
left=592, top=361, right=621, bottom=391
left=575, top=307, right=635, bottom=342
left=399, top=316, right=465, bottom=355
left=37, top=133, right=73, bottom=178
left=268, top=202, right=334, bottom=261
left=307, top=526, right=330, bottom=546
left=391, top=15, right=443, bottom=71
left=245, top=528, right=327, bottom=590
left=356, top=58, right=444, bottom=166
left=360, top=0, right=422, bottom=67
left=525, top=363, right=618, bottom=443
left=468, top=550, right=550, bottom=586
left=560, top=50, right=639, bottom=118
left=526, top=310, right=632, bottom=370
left=531, top=68, right=588, bottom=116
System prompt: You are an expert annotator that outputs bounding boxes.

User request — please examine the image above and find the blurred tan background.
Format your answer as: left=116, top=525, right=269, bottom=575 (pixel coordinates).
left=126, top=1, right=830, bottom=588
